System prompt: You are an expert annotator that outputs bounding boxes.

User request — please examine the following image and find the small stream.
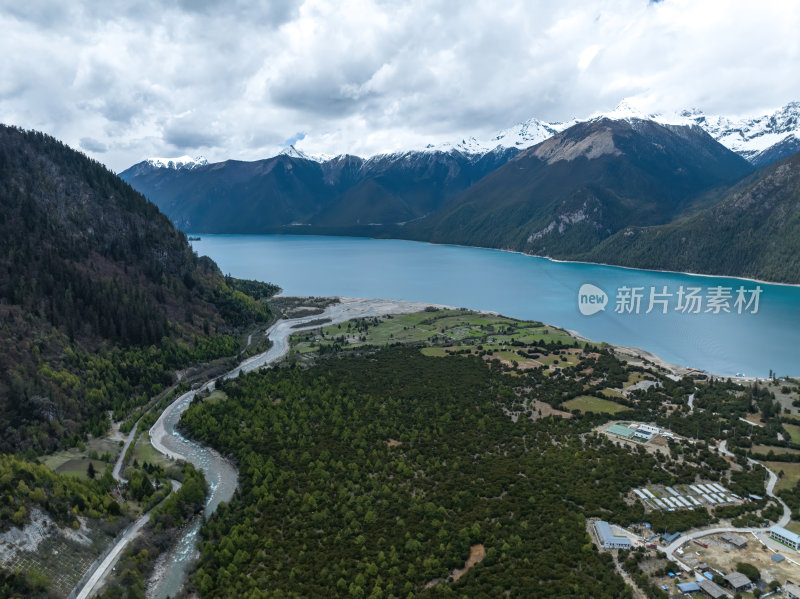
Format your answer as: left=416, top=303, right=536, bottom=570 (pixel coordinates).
left=146, top=298, right=435, bottom=598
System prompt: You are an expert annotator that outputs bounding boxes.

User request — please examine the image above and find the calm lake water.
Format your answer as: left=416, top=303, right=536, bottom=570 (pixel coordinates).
left=190, top=234, right=800, bottom=378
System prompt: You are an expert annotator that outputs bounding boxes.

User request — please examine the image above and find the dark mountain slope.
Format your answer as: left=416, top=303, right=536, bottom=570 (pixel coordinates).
left=410, top=119, right=753, bottom=255
left=121, top=154, right=334, bottom=232
left=119, top=147, right=521, bottom=232
left=584, top=150, right=800, bottom=283
left=0, top=125, right=277, bottom=452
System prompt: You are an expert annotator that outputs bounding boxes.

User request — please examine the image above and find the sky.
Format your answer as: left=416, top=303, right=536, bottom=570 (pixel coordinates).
left=1, top=0, right=799, bottom=171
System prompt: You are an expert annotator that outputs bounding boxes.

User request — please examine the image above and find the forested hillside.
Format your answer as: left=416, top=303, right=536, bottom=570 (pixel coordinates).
left=0, top=125, right=278, bottom=452
left=585, top=150, right=800, bottom=283
left=180, top=347, right=707, bottom=598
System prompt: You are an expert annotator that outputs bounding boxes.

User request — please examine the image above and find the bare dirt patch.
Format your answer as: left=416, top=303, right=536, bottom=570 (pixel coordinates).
left=451, top=544, right=486, bottom=582
left=385, top=439, right=403, bottom=447
left=528, top=399, right=572, bottom=420
left=683, top=533, right=800, bottom=585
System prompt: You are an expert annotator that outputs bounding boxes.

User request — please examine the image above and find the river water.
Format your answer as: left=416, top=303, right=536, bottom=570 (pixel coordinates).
left=190, top=234, right=800, bottom=378
left=147, top=298, right=438, bottom=598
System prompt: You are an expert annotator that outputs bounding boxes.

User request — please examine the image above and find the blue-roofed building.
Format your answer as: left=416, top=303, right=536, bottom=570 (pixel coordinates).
left=662, top=531, right=681, bottom=544
left=594, top=520, right=632, bottom=549
left=607, top=424, right=636, bottom=439
left=677, top=581, right=700, bottom=593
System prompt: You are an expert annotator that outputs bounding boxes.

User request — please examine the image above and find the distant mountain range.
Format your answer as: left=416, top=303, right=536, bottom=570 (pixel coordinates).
left=412, top=118, right=752, bottom=255
left=120, top=101, right=800, bottom=283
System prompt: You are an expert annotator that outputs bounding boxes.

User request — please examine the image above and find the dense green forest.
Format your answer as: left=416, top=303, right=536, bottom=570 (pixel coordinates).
left=0, top=454, right=120, bottom=531
left=180, top=348, right=718, bottom=598
left=585, top=150, right=800, bottom=283
left=0, top=125, right=278, bottom=452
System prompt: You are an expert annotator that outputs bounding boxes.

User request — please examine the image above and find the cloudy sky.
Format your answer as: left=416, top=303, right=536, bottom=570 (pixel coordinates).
left=2, top=0, right=799, bottom=171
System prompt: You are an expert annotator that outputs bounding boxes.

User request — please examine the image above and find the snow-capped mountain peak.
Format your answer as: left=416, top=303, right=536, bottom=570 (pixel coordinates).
left=272, top=99, right=800, bottom=167
left=278, top=145, right=332, bottom=163
left=491, top=117, right=575, bottom=148
left=146, top=155, right=208, bottom=170
left=589, top=99, right=696, bottom=128
left=677, top=101, right=800, bottom=162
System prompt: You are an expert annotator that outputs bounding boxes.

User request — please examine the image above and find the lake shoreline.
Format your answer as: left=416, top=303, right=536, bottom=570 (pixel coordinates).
left=191, top=232, right=800, bottom=288
left=410, top=237, right=800, bottom=289
left=189, top=235, right=798, bottom=377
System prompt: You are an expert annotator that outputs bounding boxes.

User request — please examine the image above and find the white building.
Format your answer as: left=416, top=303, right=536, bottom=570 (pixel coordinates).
left=638, top=424, right=660, bottom=434
left=594, top=521, right=632, bottom=550
left=770, top=526, right=800, bottom=550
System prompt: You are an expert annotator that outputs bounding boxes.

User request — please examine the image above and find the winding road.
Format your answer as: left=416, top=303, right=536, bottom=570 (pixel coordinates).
left=74, top=297, right=442, bottom=599
left=662, top=439, right=792, bottom=571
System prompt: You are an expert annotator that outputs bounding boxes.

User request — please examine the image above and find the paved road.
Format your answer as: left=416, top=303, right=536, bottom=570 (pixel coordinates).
left=718, top=440, right=791, bottom=527
left=110, top=421, right=138, bottom=484
left=75, top=298, right=455, bottom=599
left=74, top=479, right=180, bottom=599
left=663, top=440, right=791, bottom=570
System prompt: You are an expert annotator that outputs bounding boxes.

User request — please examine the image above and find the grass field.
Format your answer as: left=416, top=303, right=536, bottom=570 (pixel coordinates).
left=132, top=434, right=173, bottom=470
left=782, top=423, right=800, bottom=444
left=786, top=521, right=800, bottom=535
left=764, top=461, right=800, bottom=492
left=54, top=458, right=110, bottom=480
left=292, top=309, right=583, bottom=355
left=752, top=445, right=800, bottom=456
left=289, top=308, right=590, bottom=381
left=42, top=435, right=122, bottom=473
left=562, top=396, right=628, bottom=415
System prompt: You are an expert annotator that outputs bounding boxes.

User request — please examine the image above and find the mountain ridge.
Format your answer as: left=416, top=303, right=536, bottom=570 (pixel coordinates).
left=0, top=124, right=277, bottom=452
left=137, top=99, right=800, bottom=169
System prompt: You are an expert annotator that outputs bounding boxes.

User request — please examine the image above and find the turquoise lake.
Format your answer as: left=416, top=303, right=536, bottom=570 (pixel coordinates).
left=190, top=234, right=800, bottom=378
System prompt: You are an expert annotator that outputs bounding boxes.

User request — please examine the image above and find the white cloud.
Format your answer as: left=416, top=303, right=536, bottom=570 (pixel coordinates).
left=0, top=0, right=798, bottom=171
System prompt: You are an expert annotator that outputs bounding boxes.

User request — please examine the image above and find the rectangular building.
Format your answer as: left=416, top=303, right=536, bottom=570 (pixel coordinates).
left=724, top=571, right=751, bottom=592
left=697, top=578, right=727, bottom=599
left=607, top=424, right=636, bottom=439
left=770, top=526, right=800, bottom=550
left=594, top=521, right=632, bottom=550
left=784, top=581, right=800, bottom=599
left=720, top=533, right=747, bottom=549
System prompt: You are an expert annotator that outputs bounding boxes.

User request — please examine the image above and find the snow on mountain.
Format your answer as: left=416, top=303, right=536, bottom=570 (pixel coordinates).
left=679, top=101, right=800, bottom=162
left=142, top=101, right=799, bottom=170
left=408, top=117, right=576, bottom=157
left=589, top=99, right=695, bottom=128
left=278, top=145, right=333, bottom=163
left=145, top=155, right=208, bottom=170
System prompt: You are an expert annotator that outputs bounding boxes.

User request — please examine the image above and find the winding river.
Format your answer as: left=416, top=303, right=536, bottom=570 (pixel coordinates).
left=146, top=298, right=440, bottom=599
